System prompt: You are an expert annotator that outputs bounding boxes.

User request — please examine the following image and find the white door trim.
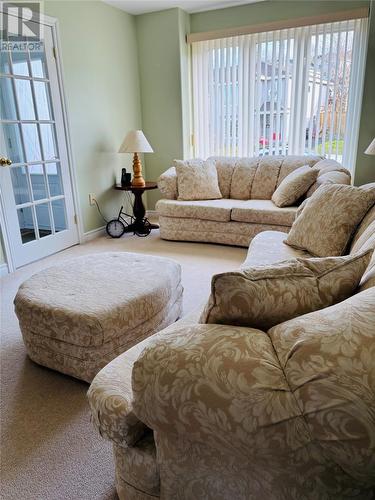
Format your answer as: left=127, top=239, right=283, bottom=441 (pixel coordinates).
left=0, top=9, right=83, bottom=272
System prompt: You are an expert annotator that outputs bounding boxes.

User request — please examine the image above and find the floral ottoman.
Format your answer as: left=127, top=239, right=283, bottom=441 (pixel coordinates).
left=14, top=252, right=183, bottom=382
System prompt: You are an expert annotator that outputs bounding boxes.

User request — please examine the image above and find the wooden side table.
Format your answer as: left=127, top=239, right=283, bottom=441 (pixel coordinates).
left=114, top=182, right=159, bottom=235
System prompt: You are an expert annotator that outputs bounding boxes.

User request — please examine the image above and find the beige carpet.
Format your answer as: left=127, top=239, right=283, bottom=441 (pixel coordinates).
left=0, top=230, right=246, bottom=500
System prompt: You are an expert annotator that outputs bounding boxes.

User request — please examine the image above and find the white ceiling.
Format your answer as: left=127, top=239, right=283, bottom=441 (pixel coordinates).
left=103, top=0, right=264, bottom=15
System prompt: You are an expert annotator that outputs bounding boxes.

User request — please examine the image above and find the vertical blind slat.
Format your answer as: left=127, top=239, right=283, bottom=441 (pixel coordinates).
left=328, top=24, right=343, bottom=157
left=191, top=17, right=366, bottom=171
left=321, top=23, right=335, bottom=157
left=307, top=24, right=319, bottom=153
left=336, top=22, right=349, bottom=161
left=248, top=35, right=256, bottom=156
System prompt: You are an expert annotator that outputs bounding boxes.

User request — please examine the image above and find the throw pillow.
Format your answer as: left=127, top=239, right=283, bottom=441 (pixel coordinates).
left=199, top=250, right=372, bottom=331
left=272, top=165, right=319, bottom=207
left=285, top=184, right=375, bottom=257
left=174, top=159, right=222, bottom=201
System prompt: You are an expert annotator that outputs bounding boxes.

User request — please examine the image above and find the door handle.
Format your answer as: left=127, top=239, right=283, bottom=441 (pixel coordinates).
left=0, top=157, right=12, bottom=166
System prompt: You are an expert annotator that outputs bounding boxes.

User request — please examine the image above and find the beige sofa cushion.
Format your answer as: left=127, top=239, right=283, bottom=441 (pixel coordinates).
left=350, top=200, right=375, bottom=291
left=200, top=250, right=372, bottom=331
left=157, top=166, right=178, bottom=200
left=175, top=159, right=222, bottom=201
left=231, top=200, right=297, bottom=226
left=156, top=198, right=234, bottom=222
left=207, top=156, right=237, bottom=198
left=306, top=158, right=351, bottom=197
left=229, top=158, right=258, bottom=199
left=276, top=155, right=322, bottom=185
left=248, top=156, right=283, bottom=199
left=267, top=286, right=375, bottom=483
left=286, top=184, right=375, bottom=257
left=272, top=165, right=319, bottom=207
left=241, top=230, right=311, bottom=268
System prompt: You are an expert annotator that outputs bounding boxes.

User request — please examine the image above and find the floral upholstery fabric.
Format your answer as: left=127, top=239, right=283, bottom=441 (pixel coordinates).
left=157, top=155, right=348, bottom=246
left=22, top=296, right=182, bottom=383
left=267, top=287, right=375, bottom=492
left=131, top=305, right=375, bottom=498
left=15, top=253, right=183, bottom=382
left=275, top=154, right=323, bottom=185
left=113, top=434, right=160, bottom=498
left=305, top=158, right=351, bottom=197
left=207, top=156, right=237, bottom=198
left=157, top=167, right=177, bottom=200
left=271, top=165, right=318, bottom=207
left=159, top=215, right=289, bottom=248
left=286, top=184, right=375, bottom=257
left=248, top=156, right=284, bottom=199
left=157, top=198, right=297, bottom=227
left=229, top=157, right=259, bottom=199
left=230, top=199, right=297, bottom=226
left=241, top=230, right=311, bottom=268
left=350, top=203, right=375, bottom=291
left=200, top=251, right=372, bottom=330
left=156, top=199, right=233, bottom=223
left=87, top=308, right=203, bottom=443
left=88, top=202, right=375, bottom=498
left=174, top=159, right=222, bottom=201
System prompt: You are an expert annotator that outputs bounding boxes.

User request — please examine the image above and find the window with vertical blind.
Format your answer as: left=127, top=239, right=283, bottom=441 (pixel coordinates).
left=191, top=17, right=368, bottom=169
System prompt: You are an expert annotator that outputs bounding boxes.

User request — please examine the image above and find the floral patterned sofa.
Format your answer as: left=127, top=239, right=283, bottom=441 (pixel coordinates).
left=156, top=155, right=351, bottom=246
left=87, top=190, right=375, bottom=500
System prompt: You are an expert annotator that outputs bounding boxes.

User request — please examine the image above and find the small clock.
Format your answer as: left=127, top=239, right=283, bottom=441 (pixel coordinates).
left=106, top=219, right=126, bottom=238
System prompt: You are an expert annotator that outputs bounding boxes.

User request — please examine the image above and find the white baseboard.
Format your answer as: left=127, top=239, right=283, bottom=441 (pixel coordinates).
left=0, top=262, right=9, bottom=277
left=82, top=226, right=106, bottom=243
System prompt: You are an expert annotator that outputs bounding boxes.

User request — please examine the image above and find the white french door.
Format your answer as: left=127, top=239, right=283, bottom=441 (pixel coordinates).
left=0, top=13, right=79, bottom=268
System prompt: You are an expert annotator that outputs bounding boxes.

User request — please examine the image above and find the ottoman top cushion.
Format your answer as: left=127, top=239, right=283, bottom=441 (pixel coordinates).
left=14, top=252, right=182, bottom=347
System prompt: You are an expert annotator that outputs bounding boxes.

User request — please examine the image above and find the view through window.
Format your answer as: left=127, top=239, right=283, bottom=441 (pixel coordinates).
left=191, top=18, right=368, bottom=169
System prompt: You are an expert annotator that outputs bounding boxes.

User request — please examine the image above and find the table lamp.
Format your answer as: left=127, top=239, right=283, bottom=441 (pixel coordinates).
left=364, top=138, right=375, bottom=155
left=119, top=130, right=153, bottom=187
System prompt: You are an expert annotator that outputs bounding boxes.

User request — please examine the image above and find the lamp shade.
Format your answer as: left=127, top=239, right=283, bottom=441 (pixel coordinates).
left=118, top=130, right=153, bottom=153
left=364, top=138, right=375, bottom=155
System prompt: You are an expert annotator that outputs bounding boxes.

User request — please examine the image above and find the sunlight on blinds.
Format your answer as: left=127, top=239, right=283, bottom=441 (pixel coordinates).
left=191, top=18, right=368, bottom=170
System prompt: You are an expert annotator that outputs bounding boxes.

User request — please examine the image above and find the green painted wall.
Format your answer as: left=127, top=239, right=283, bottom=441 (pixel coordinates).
left=355, top=0, right=375, bottom=185
left=43, top=0, right=142, bottom=231
left=190, top=0, right=369, bottom=32
left=135, top=8, right=190, bottom=209
left=1, top=1, right=141, bottom=267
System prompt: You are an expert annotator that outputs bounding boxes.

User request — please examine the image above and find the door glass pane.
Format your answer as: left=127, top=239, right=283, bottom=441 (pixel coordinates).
left=52, top=199, right=67, bottom=232
left=34, top=81, right=53, bottom=120
left=0, top=51, right=11, bottom=74
left=17, top=206, right=36, bottom=243
left=22, top=123, right=41, bottom=162
left=15, top=79, right=35, bottom=120
left=10, top=166, right=30, bottom=204
left=3, top=123, right=25, bottom=163
left=46, top=163, right=63, bottom=196
left=35, top=203, right=52, bottom=237
left=11, top=51, right=30, bottom=76
left=40, top=124, right=57, bottom=160
left=30, top=51, right=47, bottom=78
left=29, top=164, right=47, bottom=200
left=0, top=77, right=17, bottom=119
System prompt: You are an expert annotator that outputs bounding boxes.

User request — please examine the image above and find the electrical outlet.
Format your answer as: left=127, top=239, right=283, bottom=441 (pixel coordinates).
left=89, top=193, right=96, bottom=206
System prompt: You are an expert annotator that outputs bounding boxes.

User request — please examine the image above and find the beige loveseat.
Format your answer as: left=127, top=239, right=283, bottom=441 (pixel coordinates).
left=87, top=192, right=375, bottom=499
left=157, top=155, right=351, bottom=246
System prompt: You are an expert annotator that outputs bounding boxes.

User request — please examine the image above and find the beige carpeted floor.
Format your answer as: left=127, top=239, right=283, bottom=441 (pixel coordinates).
left=1, top=230, right=246, bottom=500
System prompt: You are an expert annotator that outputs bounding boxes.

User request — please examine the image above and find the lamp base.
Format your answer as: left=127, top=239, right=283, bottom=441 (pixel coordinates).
left=131, top=152, right=146, bottom=187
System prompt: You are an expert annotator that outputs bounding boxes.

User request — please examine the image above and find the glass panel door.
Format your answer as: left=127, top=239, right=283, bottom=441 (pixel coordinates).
left=0, top=13, right=79, bottom=268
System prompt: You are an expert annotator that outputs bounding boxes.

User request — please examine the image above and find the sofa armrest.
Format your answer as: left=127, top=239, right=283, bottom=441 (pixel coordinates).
left=87, top=349, right=148, bottom=448
left=157, top=167, right=177, bottom=199
left=132, top=323, right=306, bottom=454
